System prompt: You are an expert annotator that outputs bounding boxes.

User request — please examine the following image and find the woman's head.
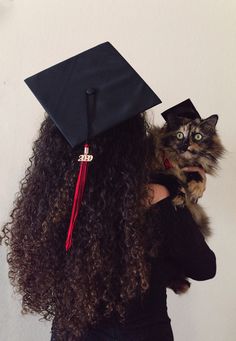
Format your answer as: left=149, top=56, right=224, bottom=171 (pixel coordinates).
left=1, top=111, right=160, bottom=340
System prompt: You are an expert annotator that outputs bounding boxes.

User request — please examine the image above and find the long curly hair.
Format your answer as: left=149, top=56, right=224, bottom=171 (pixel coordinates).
left=1, top=111, right=161, bottom=340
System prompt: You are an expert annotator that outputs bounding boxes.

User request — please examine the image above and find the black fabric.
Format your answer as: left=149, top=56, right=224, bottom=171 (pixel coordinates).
left=50, top=196, right=216, bottom=340
left=161, top=98, right=201, bottom=124
left=24, top=42, right=161, bottom=148
left=149, top=172, right=184, bottom=199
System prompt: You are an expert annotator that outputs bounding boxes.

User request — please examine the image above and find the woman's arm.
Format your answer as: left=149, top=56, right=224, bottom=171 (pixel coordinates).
left=148, top=167, right=216, bottom=281
left=154, top=196, right=216, bottom=281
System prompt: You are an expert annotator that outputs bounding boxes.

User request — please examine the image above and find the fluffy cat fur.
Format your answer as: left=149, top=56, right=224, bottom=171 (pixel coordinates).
left=149, top=114, right=225, bottom=294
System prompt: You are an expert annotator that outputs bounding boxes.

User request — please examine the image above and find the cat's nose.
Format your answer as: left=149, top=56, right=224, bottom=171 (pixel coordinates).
left=181, top=143, right=189, bottom=152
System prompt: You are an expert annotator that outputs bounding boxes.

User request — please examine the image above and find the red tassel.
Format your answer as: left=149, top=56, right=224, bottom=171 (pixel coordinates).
left=65, top=143, right=91, bottom=251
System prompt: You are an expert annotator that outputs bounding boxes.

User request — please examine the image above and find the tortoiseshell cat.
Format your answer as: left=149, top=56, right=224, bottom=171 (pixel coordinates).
left=149, top=112, right=225, bottom=294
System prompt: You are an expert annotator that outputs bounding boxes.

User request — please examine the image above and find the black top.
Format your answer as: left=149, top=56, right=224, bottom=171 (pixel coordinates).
left=50, top=196, right=216, bottom=341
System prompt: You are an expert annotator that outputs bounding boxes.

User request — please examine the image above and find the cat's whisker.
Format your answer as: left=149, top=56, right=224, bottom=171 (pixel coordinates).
left=199, top=151, right=217, bottom=162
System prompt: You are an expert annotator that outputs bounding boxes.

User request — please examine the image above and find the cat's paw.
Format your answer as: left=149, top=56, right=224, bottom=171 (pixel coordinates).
left=172, top=188, right=186, bottom=208
left=188, top=180, right=206, bottom=203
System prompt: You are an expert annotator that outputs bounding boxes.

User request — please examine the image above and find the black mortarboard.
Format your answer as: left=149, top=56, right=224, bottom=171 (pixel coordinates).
left=24, top=41, right=161, bottom=251
left=24, top=41, right=161, bottom=148
left=161, top=99, right=201, bottom=126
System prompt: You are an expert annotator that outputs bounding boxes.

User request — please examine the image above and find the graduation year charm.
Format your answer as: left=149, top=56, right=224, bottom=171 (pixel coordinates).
left=78, top=144, right=93, bottom=162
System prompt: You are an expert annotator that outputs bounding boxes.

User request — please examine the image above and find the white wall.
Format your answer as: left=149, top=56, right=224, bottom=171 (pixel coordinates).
left=0, top=0, right=235, bottom=340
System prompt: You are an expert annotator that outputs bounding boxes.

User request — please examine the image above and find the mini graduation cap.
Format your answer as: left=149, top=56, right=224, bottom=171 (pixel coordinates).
left=161, top=98, right=201, bottom=128
left=160, top=99, right=202, bottom=169
left=24, top=41, right=161, bottom=251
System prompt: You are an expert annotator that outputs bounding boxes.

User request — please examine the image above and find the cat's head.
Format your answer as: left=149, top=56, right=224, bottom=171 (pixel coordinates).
left=160, top=114, right=225, bottom=173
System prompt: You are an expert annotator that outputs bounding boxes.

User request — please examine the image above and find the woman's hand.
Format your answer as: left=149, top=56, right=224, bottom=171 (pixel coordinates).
left=145, top=183, right=170, bottom=207
left=182, top=166, right=206, bottom=183
left=181, top=166, right=207, bottom=203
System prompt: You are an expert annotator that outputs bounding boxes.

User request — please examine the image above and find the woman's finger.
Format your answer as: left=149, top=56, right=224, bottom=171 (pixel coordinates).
left=181, top=166, right=206, bottom=181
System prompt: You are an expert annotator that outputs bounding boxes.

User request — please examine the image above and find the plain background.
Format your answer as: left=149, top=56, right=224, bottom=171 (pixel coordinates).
left=0, top=0, right=235, bottom=340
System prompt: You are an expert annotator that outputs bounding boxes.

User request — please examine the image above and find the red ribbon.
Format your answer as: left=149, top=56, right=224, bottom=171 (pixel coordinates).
left=162, top=151, right=173, bottom=170
left=65, top=143, right=90, bottom=251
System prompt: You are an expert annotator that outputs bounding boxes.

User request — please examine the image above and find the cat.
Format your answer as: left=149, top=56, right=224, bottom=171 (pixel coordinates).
left=149, top=114, right=225, bottom=294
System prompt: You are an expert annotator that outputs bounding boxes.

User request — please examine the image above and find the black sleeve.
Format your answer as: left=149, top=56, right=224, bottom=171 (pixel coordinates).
left=151, top=197, right=216, bottom=281
left=149, top=172, right=183, bottom=198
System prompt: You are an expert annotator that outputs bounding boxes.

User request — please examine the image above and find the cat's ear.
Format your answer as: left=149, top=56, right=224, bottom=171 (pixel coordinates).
left=201, top=114, right=218, bottom=129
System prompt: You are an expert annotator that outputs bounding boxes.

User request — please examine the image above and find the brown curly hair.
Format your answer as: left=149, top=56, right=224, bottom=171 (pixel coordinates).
left=1, top=111, right=161, bottom=340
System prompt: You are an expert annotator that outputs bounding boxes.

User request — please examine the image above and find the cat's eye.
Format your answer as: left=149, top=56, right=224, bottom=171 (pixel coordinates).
left=176, top=132, right=184, bottom=140
left=194, top=133, right=202, bottom=141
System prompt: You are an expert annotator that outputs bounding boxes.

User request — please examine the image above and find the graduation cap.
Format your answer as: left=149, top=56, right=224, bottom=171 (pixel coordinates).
left=24, top=41, right=161, bottom=251
left=161, top=98, right=201, bottom=129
